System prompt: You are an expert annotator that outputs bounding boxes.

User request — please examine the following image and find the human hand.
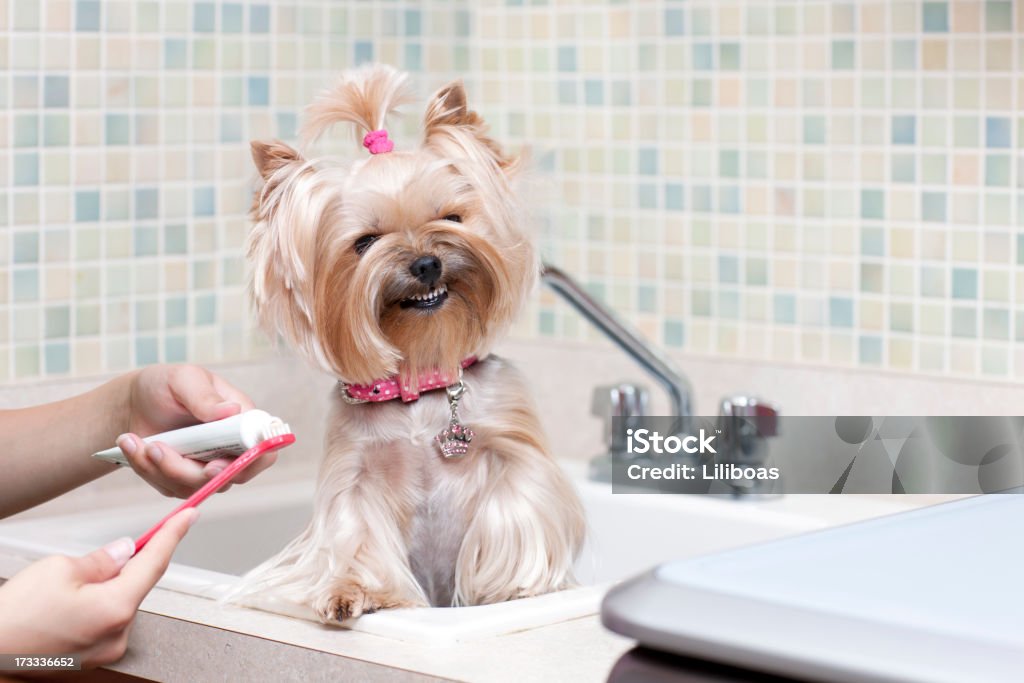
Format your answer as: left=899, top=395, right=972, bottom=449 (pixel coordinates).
left=0, top=509, right=197, bottom=668
left=117, top=365, right=277, bottom=497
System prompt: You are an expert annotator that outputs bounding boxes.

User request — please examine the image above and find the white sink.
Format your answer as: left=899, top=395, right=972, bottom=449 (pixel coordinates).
left=0, top=462, right=913, bottom=645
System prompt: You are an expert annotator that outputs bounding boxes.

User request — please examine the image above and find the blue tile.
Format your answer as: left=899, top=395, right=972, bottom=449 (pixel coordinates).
left=892, top=116, right=916, bottom=144
left=986, top=1, right=1012, bottom=31
left=859, top=336, right=883, bottom=365
left=637, top=184, right=657, bottom=209
left=405, top=9, right=421, bottom=35
left=75, top=191, right=100, bottom=221
left=804, top=116, right=826, bottom=144
left=76, top=0, right=100, bottom=30
left=693, top=43, right=713, bottom=70
left=250, top=5, right=269, bottom=32
left=13, top=270, right=38, bottom=302
left=248, top=76, right=269, bottom=106
left=829, top=297, right=854, bottom=327
left=920, top=267, right=944, bottom=297
left=774, top=294, right=796, bottom=324
left=164, top=39, right=187, bottom=68
left=13, top=232, right=38, bottom=263
left=194, top=3, right=215, bottom=32
left=43, top=115, right=69, bottom=146
left=105, top=114, right=130, bottom=145
left=718, top=291, right=740, bottom=319
left=861, top=189, right=884, bottom=219
left=45, top=342, right=70, bottom=374
left=455, top=10, right=470, bottom=36
left=134, top=226, right=159, bottom=256
left=718, top=255, right=739, bottom=283
left=166, top=336, right=187, bottom=363
left=220, top=113, right=243, bottom=142
left=557, top=46, right=576, bottom=71
left=664, top=320, right=685, bottom=347
left=584, top=79, right=603, bottom=105
left=985, top=155, right=1010, bottom=186
left=404, top=44, right=422, bottom=71
left=665, top=184, right=684, bottom=211
left=193, top=187, right=215, bottom=217
left=164, top=224, right=188, bottom=254
left=951, top=307, right=976, bottom=338
left=14, top=115, right=38, bottom=147
left=637, top=285, right=656, bottom=313
left=135, top=188, right=158, bottom=219
left=986, top=117, right=1011, bottom=148
left=892, top=39, right=917, bottom=69
left=166, top=297, right=188, bottom=327
left=135, top=337, right=159, bottom=365
left=719, top=186, right=741, bottom=213
left=665, top=9, right=684, bottom=36
left=276, top=111, right=297, bottom=139
left=45, top=305, right=70, bottom=338
left=557, top=80, right=576, bottom=105
left=719, top=150, right=740, bottom=177
left=892, top=154, right=916, bottom=182
left=832, top=40, right=855, bottom=68
left=222, top=3, right=243, bottom=33
left=923, top=2, right=949, bottom=31
left=354, top=41, right=373, bottom=65
left=638, top=148, right=658, bottom=175
left=43, top=76, right=69, bottom=108
left=922, top=191, right=946, bottom=222
left=538, top=309, right=555, bottom=335
left=14, top=153, right=39, bottom=186
left=952, top=268, right=978, bottom=299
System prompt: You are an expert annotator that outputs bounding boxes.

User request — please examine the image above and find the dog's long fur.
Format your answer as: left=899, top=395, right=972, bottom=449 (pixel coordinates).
left=234, top=65, right=585, bottom=620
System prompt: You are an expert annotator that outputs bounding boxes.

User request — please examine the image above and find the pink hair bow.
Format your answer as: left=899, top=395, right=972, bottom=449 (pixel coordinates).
left=363, top=129, right=394, bottom=155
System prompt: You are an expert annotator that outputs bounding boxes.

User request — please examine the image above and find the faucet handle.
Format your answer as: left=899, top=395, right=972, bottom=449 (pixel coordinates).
left=592, top=383, right=649, bottom=452
left=718, top=395, right=779, bottom=437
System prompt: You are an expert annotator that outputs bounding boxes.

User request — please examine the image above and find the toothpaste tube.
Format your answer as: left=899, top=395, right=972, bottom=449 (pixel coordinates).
left=92, top=409, right=292, bottom=467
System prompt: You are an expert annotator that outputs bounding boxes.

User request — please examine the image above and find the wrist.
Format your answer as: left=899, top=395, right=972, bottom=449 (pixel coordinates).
left=110, top=370, right=141, bottom=438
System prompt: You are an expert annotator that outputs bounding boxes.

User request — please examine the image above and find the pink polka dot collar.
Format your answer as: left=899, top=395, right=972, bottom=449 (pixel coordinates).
left=341, top=356, right=478, bottom=404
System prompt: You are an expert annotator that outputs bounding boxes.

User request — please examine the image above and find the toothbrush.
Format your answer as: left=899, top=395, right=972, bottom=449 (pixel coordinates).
left=134, top=432, right=295, bottom=552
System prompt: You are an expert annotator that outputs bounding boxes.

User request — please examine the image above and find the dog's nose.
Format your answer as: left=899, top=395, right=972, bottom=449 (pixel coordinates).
left=409, top=255, right=443, bottom=286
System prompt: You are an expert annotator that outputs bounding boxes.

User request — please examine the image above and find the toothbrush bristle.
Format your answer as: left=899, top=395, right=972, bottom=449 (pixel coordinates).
left=264, top=422, right=292, bottom=439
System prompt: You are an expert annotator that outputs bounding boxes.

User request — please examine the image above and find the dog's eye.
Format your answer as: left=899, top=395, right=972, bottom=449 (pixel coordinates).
left=353, top=234, right=379, bottom=255
left=443, top=214, right=462, bottom=223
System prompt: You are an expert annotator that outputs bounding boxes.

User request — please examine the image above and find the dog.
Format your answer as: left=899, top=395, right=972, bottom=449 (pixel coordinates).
left=234, top=64, right=586, bottom=622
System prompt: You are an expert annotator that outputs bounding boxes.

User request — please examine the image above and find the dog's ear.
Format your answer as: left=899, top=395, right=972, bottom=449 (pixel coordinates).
left=423, top=80, right=518, bottom=170
left=248, top=139, right=324, bottom=360
left=252, top=139, right=302, bottom=182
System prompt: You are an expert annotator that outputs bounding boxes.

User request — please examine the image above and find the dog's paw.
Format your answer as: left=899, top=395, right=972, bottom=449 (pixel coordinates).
left=315, top=584, right=418, bottom=623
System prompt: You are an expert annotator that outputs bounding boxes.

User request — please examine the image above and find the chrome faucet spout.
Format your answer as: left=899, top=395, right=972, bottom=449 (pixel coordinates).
left=540, top=264, right=694, bottom=428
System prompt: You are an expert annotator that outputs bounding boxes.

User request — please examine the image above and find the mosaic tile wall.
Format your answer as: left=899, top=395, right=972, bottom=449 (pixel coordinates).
left=3, top=1, right=1023, bottom=382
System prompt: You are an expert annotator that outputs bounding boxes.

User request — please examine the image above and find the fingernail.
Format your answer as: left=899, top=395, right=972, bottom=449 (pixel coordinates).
left=102, top=537, right=136, bottom=566
left=146, top=443, right=163, bottom=463
left=185, top=508, right=200, bottom=528
left=215, top=401, right=241, bottom=414
left=206, top=464, right=226, bottom=478
left=116, top=434, right=137, bottom=456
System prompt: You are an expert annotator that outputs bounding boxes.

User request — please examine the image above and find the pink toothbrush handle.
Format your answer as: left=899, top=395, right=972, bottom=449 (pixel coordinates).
left=134, top=433, right=296, bottom=553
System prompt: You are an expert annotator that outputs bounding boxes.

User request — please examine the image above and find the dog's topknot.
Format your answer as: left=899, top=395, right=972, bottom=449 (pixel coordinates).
left=300, top=64, right=413, bottom=146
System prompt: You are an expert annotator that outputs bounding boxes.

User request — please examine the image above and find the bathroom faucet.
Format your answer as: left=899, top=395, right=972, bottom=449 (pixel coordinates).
left=541, top=264, right=779, bottom=492
left=540, top=264, right=694, bottom=427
